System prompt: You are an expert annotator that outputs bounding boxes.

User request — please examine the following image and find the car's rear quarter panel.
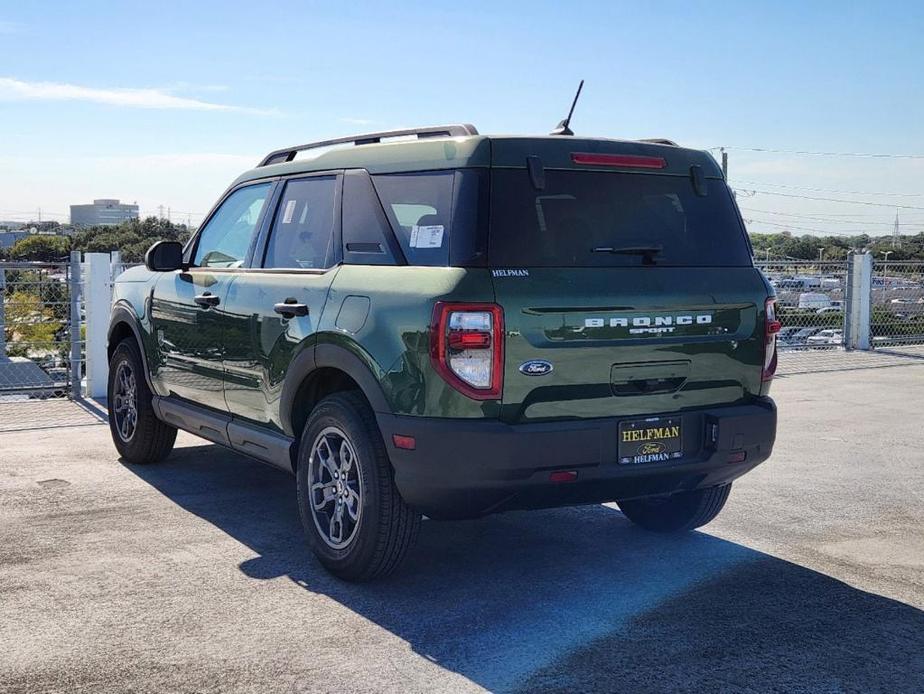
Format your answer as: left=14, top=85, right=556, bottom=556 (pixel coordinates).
left=319, top=265, right=498, bottom=418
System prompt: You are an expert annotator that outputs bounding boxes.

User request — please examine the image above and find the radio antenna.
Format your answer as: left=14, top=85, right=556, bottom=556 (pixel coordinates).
left=550, top=80, right=584, bottom=136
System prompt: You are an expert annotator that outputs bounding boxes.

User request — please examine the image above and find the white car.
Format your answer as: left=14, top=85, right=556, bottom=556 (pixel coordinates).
left=806, top=329, right=843, bottom=345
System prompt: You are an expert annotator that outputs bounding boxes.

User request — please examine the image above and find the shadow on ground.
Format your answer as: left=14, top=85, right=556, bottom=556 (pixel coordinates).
left=124, top=444, right=924, bottom=693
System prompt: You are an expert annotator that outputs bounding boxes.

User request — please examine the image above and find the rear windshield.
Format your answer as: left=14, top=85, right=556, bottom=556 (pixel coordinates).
left=489, top=169, right=751, bottom=267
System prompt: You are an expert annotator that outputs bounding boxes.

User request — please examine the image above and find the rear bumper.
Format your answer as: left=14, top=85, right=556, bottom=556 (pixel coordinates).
left=376, top=399, right=776, bottom=519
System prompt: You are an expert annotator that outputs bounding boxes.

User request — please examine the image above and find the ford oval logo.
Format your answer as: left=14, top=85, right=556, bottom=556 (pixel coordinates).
left=519, top=360, right=553, bottom=376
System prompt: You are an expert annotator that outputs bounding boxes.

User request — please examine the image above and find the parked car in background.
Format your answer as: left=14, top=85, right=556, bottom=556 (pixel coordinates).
left=776, top=326, right=803, bottom=346
left=799, top=292, right=832, bottom=310
left=777, top=277, right=822, bottom=292
left=806, top=329, right=843, bottom=346
left=788, top=327, right=824, bottom=348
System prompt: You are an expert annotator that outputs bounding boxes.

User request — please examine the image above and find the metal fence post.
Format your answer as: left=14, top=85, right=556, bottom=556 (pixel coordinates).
left=69, top=250, right=83, bottom=399
left=845, top=252, right=873, bottom=351
left=84, top=253, right=111, bottom=399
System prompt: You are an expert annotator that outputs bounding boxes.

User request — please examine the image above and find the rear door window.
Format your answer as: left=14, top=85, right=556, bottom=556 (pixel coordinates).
left=489, top=170, right=751, bottom=267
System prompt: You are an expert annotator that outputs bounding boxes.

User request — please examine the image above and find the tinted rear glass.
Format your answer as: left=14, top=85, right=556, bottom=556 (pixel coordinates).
left=372, top=170, right=487, bottom=267
left=489, top=170, right=751, bottom=267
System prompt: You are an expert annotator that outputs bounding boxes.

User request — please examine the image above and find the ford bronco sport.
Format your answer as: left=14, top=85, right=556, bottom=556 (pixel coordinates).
left=108, top=124, right=778, bottom=581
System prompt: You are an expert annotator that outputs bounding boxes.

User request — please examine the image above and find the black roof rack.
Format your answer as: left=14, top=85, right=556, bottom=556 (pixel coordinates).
left=257, top=124, right=480, bottom=167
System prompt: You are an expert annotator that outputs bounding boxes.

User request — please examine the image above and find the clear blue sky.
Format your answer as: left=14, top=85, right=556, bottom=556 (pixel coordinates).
left=2, top=0, right=923, bottom=236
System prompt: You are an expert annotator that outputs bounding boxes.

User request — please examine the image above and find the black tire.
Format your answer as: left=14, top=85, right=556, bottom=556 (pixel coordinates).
left=296, top=391, right=420, bottom=582
left=617, top=484, right=731, bottom=533
left=108, top=338, right=176, bottom=464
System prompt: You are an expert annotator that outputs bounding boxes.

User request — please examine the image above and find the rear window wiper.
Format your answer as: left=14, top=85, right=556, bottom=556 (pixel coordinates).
left=591, top=244, right=663, bottom=265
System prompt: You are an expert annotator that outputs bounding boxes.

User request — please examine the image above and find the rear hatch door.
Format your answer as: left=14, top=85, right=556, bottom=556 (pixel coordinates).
left=488, top=139, right=769, bottom=423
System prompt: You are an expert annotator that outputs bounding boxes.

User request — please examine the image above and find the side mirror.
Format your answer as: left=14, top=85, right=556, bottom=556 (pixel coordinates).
left=144, top=241, right=184, bottom=272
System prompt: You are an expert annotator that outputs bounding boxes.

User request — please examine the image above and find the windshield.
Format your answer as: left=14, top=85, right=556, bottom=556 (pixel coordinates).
left=489, top=169, right=752, bottom=267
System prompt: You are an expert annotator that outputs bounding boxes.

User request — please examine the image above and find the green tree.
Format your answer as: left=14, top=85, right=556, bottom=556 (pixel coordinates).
left=72, top=217, right=191, bottom=262
left=8, top=235, right=72, bottom=262
left=3, top=290, right=63, bottom=358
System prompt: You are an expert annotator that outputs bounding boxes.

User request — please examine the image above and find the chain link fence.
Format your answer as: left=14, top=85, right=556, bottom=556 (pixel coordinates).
left=871, top=261, right=924, bottom=347
left=0, top=259, right=106, bottom=431
left=756, top=260, right=847, bottom=373
left=756, top=258, right=924, bottom=374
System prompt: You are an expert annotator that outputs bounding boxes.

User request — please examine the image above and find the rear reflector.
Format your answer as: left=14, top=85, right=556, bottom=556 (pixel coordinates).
left=571, top=152, right=667, bottom=169
left=448, top=330, right=492, bottom=350
left=727, top=451, right=747, bottom=464
left=549, top=470, right=578, bottom=483
left=392, top=434, right=416, bottom=450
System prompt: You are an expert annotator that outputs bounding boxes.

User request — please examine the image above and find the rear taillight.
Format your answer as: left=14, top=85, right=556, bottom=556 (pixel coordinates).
left=762, top=298, right=781, bottom=382
left=430, top=302, right=504, bottom=400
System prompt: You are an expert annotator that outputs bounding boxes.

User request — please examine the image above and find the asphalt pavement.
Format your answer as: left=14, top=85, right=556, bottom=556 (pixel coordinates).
left=1, top=365, right=922, bottom=693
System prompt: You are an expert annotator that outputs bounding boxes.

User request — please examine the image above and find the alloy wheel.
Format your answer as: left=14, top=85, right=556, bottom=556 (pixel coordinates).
left=112, top=361, right=138, bottom=443
left=308, top=426, right=363, bottom=550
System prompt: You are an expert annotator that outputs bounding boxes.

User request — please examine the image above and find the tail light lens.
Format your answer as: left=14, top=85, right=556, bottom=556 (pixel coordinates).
left=762, top=297, right=781, bottom=382
left=430, top=302, right=504, bottom=400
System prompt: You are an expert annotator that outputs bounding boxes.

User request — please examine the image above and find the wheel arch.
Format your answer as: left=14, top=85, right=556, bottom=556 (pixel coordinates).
left=108, top=303, right=156, bottom=392
left=281, top=341, right=391, bottom=445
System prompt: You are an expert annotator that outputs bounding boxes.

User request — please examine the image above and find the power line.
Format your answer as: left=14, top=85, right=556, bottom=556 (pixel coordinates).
left=712, top=146, right=924, bottom=159
left=744, top=218, right=890, bottom=235
left=739, top=207, right=924, bottom=226
left=734, top=180, right=924, bottom=198
left=732, top=188, right=924, bottom=211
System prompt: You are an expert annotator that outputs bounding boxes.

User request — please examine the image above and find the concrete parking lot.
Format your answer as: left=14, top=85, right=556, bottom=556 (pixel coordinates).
left=2, top=366, right=923, bottom=693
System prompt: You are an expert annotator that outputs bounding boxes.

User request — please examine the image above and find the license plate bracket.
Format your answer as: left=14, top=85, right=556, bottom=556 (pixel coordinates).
left=618, top=416, right=683, bottom=464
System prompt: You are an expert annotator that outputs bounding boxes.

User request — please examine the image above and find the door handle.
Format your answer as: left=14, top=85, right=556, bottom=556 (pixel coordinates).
left=194, top=292, right=220, bottom=308
left=274, top=299, right=309, bottom=318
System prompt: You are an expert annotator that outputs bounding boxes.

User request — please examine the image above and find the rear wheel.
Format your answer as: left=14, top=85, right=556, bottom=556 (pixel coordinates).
left=617, top=484, right=731, bottom=533
left=108, top=338, right=177, bottom=464
left=296, top=391, right=420, bottom=581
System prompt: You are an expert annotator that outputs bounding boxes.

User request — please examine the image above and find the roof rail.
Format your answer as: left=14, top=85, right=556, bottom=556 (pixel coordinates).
left=258, top=124, right=480, bottom=167
left=637, top=138, right=679, bottom=146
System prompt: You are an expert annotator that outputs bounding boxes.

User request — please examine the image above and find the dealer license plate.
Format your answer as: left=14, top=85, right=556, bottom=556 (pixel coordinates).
left=618, top=416, right=683, bottom=464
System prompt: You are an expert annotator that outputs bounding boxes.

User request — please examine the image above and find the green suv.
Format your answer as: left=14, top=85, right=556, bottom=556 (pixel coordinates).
left=107, top=125, right=778, bottom=581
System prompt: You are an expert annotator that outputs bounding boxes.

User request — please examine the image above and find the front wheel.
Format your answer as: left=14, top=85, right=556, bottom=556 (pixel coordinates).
left=107, top=338, right=177, bottom=464
left=617, top=484, right=731, bottom=533
left=296, top=392, right=420, bottom=582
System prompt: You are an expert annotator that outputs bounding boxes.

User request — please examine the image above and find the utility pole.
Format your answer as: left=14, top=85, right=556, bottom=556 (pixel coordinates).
left=167, top=207, right=171, bottom=223
left=720, top=147, right=728, bottom=179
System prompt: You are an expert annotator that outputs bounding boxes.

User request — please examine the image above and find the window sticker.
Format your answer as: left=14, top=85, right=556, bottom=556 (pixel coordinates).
left=410, top=224, right=444, bottom=249
left=282, top=199, right=297, bottom=224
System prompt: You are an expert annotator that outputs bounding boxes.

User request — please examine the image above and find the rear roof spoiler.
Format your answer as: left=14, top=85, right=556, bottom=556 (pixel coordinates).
left=258, top=124, right=480, bottom=167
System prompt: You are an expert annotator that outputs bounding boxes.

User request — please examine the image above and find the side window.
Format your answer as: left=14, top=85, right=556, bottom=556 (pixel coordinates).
left=372, top=171, right=454, bottom=266
left=193, top=183, right=271, bottom=268
left=263, top=176, right=339, bottom=269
